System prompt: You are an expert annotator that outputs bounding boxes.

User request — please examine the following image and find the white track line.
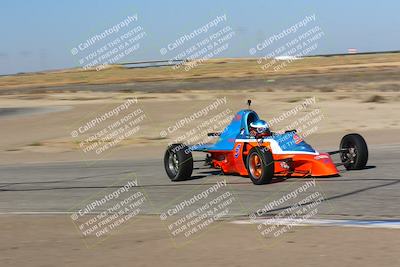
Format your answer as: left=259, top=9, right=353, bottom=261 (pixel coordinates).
left=231, top=218, right=400, bottom=229
left=1, top=212, right=400, bottom=229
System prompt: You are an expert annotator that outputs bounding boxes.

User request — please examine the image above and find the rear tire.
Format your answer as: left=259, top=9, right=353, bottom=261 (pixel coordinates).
left=164, top=144, right=193, bottom=181
left=340, top=134, right=368, bottom=170
left=246, top=147, right=274, bottom=185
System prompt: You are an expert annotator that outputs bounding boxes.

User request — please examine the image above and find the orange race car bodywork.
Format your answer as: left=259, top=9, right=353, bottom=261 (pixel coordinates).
left=190, top=109, right=339, bottom=178
left=208, top=143, right=338, bottom=178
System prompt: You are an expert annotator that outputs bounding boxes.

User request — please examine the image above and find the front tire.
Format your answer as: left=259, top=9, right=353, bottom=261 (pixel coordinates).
left=340, top=134, right=368, bottom=170
left=246, top=147, right=274, bottom=185
left=164, top=144, right=193, bottom=181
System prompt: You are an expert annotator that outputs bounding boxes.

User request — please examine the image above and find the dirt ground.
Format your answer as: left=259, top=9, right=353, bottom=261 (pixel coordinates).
left=0, top=89, right=399, bottom=164
left=1, top=53, right=399, bottom=164
left=0, top=215, right=398, bottom=267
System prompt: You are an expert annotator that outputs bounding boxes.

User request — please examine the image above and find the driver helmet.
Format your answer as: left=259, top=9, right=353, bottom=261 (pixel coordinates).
left=250, top=120, right=269, bottom=134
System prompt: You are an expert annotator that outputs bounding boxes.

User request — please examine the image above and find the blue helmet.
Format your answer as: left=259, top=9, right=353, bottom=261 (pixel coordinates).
left=250, top=120, right=269, bottom=134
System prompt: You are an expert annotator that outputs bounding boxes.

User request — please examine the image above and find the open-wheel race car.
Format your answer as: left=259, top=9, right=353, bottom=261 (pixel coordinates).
left=164, top=100, right=369, bottom=185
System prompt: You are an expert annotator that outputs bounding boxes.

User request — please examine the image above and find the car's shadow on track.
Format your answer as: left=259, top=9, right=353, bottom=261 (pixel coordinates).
left=362, top=165, right=376, bottom=170
left=195, top=169, right=288, bottom=185
left=341, top=165, right=376, bottom=171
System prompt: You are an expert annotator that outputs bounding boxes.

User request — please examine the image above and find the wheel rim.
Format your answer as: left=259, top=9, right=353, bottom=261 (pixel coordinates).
left=341, top=142, right=357, bottom=164
left=168, top=152, right=179, bottom=175
left=249, top=153, right=263, bottom=179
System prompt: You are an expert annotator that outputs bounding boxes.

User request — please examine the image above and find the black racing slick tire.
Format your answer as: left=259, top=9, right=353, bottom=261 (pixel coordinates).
left=340, top=133, right=368, bottom=170
left=164, top=144, right=193, bottom=181
left=246, top=147, right=274, bottom=185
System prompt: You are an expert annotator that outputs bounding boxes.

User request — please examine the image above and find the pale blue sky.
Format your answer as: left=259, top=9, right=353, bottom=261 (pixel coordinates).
left=0, top=0, right=399, bottom=74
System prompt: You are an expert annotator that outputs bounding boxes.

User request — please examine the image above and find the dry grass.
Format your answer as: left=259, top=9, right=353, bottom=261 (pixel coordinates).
left=1, top=53, right=400, bottom=89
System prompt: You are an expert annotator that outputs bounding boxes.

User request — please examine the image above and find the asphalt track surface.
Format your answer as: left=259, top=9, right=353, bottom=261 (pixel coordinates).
left=0, top=143, right=399, bottom=220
